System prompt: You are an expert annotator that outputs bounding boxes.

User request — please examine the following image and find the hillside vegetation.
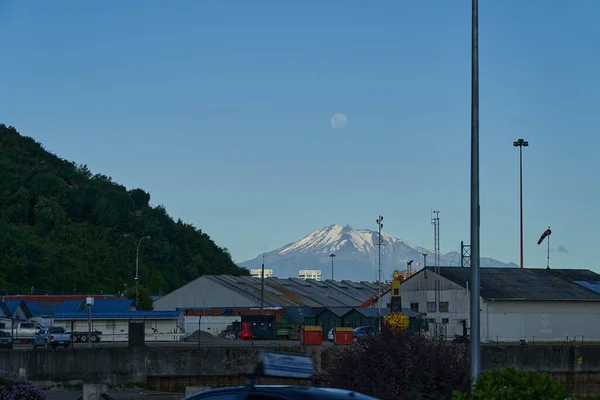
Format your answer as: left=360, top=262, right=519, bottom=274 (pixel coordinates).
left=0, top=124, right=248, bottom=300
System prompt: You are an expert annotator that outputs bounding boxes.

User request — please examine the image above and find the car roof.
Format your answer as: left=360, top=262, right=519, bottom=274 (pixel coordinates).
left=187, top=385, right=378, bottom=399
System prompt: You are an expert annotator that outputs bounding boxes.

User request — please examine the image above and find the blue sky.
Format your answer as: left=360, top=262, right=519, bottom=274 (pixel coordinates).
left=1, top=1, right=599, bottom=271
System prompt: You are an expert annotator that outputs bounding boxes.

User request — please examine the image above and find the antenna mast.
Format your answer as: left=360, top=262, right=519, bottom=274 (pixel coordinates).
left=376, top=215, right=384, bottom=334
left=432, top=210, right=440, bottom=268
left=260, top=254, right=265, bottom=314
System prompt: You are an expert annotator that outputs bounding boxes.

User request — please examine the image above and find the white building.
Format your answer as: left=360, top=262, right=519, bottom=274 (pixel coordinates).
left=298, top=270, right=322, bottom=281
left=250, top=269, right=274, bottom=278
left=52, top=311, right=184, bottom=342
left=401, top=267, right=600, bottom=343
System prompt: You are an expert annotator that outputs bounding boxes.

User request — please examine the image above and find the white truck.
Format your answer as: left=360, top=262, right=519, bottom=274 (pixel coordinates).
left=13, top=321, right=45, bottom=344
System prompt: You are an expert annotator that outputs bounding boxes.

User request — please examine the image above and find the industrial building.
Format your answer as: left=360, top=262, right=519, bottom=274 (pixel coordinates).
left=0, top=296, right=182, bottom=342
left=298, top=270, right=322, bottom=281
left=401, top=267, right=600, bottom=342
left=154, top=275, right=390, bottom=311
left=250, top=269, right=274, bottom=278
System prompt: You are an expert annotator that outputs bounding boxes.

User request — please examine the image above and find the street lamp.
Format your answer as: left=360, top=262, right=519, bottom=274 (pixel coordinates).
left=123, top=234, right=151, bottom=301
left=513, top=138, right=528, bottom=269
left=329, top=253, right=336, bottom=281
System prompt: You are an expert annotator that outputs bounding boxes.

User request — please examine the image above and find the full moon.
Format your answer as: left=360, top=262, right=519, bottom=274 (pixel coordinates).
left=331, top=113, right=348, bottom=129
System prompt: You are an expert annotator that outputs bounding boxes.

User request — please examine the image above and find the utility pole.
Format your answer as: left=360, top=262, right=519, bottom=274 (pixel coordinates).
left=376, top=215, right=384, bottom=333
left=470, top=0, right=481, bottom=387
left=513, top=138, right=528, bottom=269
left=260, top=254, right=265, bottom=314
left=329, top=253, right=336, bottom=281
left=123, top=234, right=151, bottom=302
left=432, top=210, right=440, bottom=267
left=86, top=296, right=94, bottom=349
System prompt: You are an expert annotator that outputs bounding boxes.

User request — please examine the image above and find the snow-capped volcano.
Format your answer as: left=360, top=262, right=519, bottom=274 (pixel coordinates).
left=239, top=224, right=517, bottom=281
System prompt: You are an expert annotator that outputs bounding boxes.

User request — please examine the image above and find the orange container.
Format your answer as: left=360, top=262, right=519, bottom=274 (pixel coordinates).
left=333, top=327, right=354, bottom=345
left=301, top=326, right=323, bottom=346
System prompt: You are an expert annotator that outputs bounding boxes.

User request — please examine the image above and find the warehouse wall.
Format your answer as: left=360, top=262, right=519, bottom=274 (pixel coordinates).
left=484, top=300, right=600, bottom=342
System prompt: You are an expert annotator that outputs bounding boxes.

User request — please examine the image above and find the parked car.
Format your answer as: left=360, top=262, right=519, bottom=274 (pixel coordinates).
left=327, top=328, right=334, bottom=341
left=33, top=326, right=72, bottom=349
left=353, top=326, right=377, bottom=343
left=0, top=330, right=13, bottom=350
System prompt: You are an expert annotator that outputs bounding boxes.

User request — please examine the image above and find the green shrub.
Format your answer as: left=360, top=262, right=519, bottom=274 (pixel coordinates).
left=452, top=368, right=570, bottom=400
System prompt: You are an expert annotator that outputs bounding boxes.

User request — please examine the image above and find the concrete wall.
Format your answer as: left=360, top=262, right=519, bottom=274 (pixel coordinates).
left=3, top=344, right=600, bottom=394
left=0, top=346, right=333, bottom=388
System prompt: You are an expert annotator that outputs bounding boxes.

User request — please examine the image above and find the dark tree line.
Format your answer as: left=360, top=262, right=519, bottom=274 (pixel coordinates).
left=0, top=124, right=248, bottom=301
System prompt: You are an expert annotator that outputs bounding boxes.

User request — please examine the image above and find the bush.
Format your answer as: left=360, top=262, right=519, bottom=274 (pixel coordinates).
left=0, top=370, right=46, bottom=400
left=452, top=368, right=570, bottom=400
left=327, top=327, right=469, bottom=399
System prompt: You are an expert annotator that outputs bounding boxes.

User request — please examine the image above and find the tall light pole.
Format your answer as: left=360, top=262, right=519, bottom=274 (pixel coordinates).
left=513, top=138, right=528, bottom=269
left=329, top=253, right=336, bottom=280
left=470, top=0, right=481, bottom=388
left=124, top=234, right=151, bottom=302
left=376, top=215, right=383, bottom=333
left=260, top=254, right=265, bottom=314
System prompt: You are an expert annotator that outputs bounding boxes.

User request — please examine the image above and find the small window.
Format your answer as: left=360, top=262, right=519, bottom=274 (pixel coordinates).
left=427, top=318, right=435, bottom=324
left=442, top=318, right=449, bottom=324
left=410, top=303, right=419, bottom=313
left=427, top=302, right=436, bottom=312
left=0, top=323, right=5, bottom=329
left=439, top=301, right=449, bottom=313
left=393, top=288, right=399, bottom=295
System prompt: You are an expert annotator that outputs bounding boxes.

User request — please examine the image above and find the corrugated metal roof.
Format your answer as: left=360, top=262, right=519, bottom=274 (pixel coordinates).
left=3, top=300, right=22, bottom=314
left=202, top=276, right=381, bottom=308
left=54, top=300, right=84, bottom=313
left=430, top=267, right=600, bottom=301
left=26, top=301, right=62, bottom=316
left=351, top=307, right=389, bottom=318
left=53, top=311, right=181, bottom=320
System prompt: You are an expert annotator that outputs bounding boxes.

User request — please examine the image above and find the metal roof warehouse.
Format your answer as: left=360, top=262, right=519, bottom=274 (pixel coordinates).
left=153, top=275, right=389, bottom=311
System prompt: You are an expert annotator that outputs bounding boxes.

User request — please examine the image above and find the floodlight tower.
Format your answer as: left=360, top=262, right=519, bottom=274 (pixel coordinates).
left=513, top=138, right=529, bottom=269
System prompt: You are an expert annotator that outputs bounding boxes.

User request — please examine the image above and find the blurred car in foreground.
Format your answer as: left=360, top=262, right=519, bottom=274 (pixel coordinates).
left=183, top=351, right=379, bottom=400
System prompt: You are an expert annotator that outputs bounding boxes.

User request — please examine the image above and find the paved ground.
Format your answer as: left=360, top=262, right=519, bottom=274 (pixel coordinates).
left=44, top=389, right=184, bottom=400
left=7, top=340, right=335, bottom=351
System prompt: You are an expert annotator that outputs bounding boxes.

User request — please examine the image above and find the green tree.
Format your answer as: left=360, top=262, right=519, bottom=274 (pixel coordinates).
left=0, top=123, right=249, bottom=296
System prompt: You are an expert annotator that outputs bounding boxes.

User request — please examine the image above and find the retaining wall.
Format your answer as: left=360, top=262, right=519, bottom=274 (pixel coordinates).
left=2, top=344, right=600, bottom=396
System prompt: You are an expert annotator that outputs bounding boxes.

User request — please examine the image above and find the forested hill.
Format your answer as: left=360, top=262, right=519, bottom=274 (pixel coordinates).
left=0, top=124, right=248, bottom=299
